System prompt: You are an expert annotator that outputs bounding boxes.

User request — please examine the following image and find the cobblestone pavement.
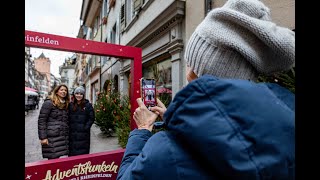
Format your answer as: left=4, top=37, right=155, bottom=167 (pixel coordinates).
left=25, top=102, right=121, bottom=163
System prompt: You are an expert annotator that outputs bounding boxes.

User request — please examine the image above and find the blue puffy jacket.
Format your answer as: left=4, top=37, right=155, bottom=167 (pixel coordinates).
left=117, top=75, right=295, bottom=180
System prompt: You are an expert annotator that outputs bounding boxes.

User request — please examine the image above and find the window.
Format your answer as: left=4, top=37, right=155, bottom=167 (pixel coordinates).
left=125, top=0, right=133, bottom=24
left=92, top=56, right=96, bottom=67
left=89, top=28, right=94, bottom=40
left=114, top=75, right=119, bottom=93
left=91, top=81, right=99, bottom=105
left=103, top=37, right=110, bottom=65
left=120, top=0, right=143, bottom=31
left=103, top=0, right=109, bottom=16
left=120, top=4, right=126, bottom=31
left=85, top=65, right=89, bottom=75
left=93, top=15, right=100, bottom=36
left=133, top=0, right=143, bottom=13
left=82, top=26, right=88, bottom=38
left=111, top=24, right=116, bottom=44
left=101, top=56, right=108, bottom=66
left=87, top=58, right=92, bottom=73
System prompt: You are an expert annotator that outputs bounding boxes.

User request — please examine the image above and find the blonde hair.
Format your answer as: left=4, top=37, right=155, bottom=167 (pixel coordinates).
left=49, top=84, right=70, bottom=109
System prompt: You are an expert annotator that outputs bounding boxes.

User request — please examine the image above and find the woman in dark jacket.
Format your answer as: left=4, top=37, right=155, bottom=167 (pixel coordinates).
left=68, top=86, right=95, bottom=156
left=38, top=84, right=70, bottom=160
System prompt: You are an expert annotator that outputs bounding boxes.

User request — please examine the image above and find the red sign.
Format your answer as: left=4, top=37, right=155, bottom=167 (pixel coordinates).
left=25, top=149, right=125, bottom=180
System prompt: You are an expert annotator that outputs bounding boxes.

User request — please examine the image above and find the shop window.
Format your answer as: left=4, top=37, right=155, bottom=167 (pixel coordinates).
left=143, top=59, right=172, bottom=106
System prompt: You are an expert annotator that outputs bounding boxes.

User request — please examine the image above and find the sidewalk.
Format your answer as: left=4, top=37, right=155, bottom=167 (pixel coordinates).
left=25, top=102, right=121, bottom=163
left=90, top=124, right=121, bottom=154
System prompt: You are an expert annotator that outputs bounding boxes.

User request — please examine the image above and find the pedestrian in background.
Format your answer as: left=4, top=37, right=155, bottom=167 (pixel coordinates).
left=35, top=94, right=40, bottom=109
left=117, top=0, right=295, bottom=179
left=68, top=86, right=95, bottom=156
left=38, top=84, right=70, bottom=160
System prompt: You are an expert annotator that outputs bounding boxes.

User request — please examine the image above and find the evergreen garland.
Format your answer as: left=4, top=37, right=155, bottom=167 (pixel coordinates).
left=257, top=67, right=295, bottom=94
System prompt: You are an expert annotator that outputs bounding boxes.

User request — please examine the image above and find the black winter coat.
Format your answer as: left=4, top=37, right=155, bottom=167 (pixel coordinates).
left=68, top=99, right=95, bottom=156
left=38, top=99, right=69, bottom=159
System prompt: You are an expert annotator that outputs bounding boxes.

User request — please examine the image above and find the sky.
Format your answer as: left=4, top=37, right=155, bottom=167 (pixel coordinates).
left=25, top=0, right=83, bottom=78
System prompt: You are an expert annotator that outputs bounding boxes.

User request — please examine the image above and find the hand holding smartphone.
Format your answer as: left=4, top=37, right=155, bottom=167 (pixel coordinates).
left=140, top=78, right=167, bottom=129
left=140, top=78, right=157, bottom=108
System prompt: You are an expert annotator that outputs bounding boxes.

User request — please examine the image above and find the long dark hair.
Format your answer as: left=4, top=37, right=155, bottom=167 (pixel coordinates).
left=72, top=94, right=86, bottom=112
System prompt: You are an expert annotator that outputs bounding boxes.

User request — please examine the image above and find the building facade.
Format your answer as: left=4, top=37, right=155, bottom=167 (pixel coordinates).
left=79, top=0, right=102, bottom=104
left=34, top=53, right=52, bottom=93
left=76, top=0, right=295, bottom=105
left=25, top=47, right=35, bottom=88
left=59, top=57, right=76, bottom=93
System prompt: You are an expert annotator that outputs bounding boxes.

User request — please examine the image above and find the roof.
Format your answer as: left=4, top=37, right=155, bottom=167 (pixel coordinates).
left=38, top=53, right=47, bottom=59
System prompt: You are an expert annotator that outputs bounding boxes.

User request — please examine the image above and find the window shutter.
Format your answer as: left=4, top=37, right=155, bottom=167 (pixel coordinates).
left=133, top=0, right=142, bottom=12
left=120, top=4, right=126, bottom=31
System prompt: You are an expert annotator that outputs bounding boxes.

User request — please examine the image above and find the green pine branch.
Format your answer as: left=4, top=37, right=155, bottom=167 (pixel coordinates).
left=257, top=67, right=295, bottom=94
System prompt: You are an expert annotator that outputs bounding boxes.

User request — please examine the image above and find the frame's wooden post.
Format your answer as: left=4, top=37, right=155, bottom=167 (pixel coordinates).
left=130, top=50, right=142, bottom=129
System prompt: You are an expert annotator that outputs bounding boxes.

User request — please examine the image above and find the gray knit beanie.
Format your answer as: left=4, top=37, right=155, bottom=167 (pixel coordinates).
left=185, top=0, right=295, bottom=80
left=74, top=86, right=85, bottom=95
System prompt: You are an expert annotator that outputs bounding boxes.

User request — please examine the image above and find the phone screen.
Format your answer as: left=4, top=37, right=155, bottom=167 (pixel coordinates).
left=140, top=78, right=157, bottom=107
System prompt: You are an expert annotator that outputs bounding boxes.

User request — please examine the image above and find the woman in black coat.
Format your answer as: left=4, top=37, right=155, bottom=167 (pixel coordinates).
left=38, top=84, right=70, bottom=159
left=68, top=86, right=95, bottom=156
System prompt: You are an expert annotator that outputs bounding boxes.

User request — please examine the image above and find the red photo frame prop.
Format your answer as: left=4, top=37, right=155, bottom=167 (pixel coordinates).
left=25, top=30, right=142, bottom=180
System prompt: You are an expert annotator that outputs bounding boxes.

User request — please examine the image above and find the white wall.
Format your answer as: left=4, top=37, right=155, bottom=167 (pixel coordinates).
left=121, top=0, right=175, bottom=45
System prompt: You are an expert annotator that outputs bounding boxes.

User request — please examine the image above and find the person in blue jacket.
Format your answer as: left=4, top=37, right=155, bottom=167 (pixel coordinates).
left=117, top=0, right=295, bottom=179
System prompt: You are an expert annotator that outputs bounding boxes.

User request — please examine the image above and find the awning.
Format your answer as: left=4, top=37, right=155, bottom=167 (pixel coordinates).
left=157, top=87, right=172, bottom=94
left=25, top=90, right=38, bottom=96
left=25, top=86, right=37, bottom=92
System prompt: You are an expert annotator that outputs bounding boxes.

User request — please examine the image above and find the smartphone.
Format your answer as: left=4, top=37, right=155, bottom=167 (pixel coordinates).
left=140, top=78, right=157, bottom=108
